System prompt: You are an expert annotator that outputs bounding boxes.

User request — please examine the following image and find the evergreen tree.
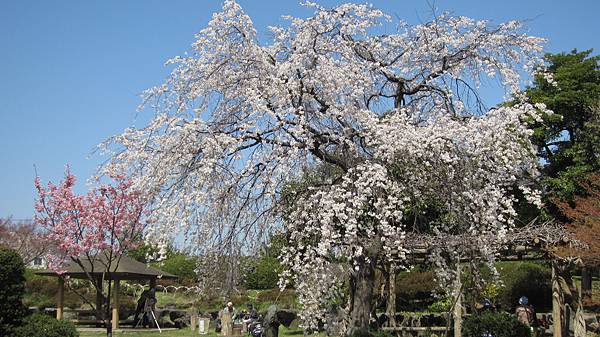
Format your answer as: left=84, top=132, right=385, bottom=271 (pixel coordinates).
left=527, top=49, right=600, bottom=198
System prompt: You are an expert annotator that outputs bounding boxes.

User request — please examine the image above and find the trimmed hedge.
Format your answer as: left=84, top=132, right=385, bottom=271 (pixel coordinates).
left=463, top=312, right=531, bottom=337
left=0, top=246, right=27, bottom=335
left=496, top=261, right=552, bottom=312
left=12, top=313, right=79, bottom=337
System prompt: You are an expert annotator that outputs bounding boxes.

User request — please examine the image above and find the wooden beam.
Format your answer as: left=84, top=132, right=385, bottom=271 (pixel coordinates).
left=57, top=277, right=64, bottom=320
left=112, top=278, right=120, bottom=331
left=381, top=327, right=448, bottom=332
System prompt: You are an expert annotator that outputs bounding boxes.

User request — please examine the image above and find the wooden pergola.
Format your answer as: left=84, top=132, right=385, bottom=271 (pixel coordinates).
left=35, top=255, right=177, bottom=330
left=382, top=221, right=584, bottom=337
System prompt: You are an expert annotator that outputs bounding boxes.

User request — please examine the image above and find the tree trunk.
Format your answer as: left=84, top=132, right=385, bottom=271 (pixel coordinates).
left=347, top=256, right=376, bottom=337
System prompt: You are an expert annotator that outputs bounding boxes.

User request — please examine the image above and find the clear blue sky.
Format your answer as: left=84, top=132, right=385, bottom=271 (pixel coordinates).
left=1, top=0, right=599, bottom=219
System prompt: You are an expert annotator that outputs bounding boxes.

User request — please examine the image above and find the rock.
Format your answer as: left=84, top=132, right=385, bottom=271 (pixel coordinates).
left=157, top=309, right=176, bottom=328
left=263, top=305, right=298, bottom=337
left=174, top=317, right=189, bottom=329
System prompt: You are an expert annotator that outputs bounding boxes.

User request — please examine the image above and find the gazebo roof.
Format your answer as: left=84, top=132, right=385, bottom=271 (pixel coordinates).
left=35, top=254, right=178, bottom=280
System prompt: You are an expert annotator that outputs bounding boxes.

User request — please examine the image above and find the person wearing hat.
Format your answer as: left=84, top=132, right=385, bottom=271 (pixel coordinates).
left=220, top=301, right=237, bottom=336
left=515, top=296, right=537, bottom=332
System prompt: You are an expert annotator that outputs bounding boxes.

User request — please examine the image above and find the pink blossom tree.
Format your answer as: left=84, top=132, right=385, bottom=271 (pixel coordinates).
left=34, top=167, right=147, bottom=337
left=0, top=217, right=51, bottom=266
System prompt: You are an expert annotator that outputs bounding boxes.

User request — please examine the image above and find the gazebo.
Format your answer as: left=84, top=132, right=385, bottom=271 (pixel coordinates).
left=35, top=254, right=177, bottom=330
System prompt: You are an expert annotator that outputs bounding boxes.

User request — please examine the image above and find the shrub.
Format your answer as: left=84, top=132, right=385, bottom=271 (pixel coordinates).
left=427, top=298, right=452, bottom=313
left=0, top=246, right=27, bottom=335
left=395, top=270, right=437, bottom=311
left=12, top=313, right=79, bottom=337
left=496, top=262, right=552, bottom=312
left=24, top=269, right=57, bottom=308
left=463, top=312, right=531, bottom=337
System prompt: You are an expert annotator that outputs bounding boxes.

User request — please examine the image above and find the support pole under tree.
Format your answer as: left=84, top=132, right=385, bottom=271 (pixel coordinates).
left=453, top=263, right=462, bottom=337
left=582, top=266, right=592, bottom=302
left=112, top=278, right=120, bottom=331
left=552, top=262, right=564, bottom=337
left=56, top=277, right=64, bottom=320
left=386, top=264, right=396, bottom=327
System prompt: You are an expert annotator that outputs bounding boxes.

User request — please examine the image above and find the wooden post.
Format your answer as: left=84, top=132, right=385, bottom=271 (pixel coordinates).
left=582, top=266, right=592, bottom=302
left=191, top=314, right=198, bottom=331
left=387, top=264, right=396, bottom=327
left=112, top=278, right=120, bottom=331
left=56, top=277, right=64, bottom=320
left=453, top=263, right=462, bottom=337
left=150, top=278, right=157, bottom=289
left=574, top=283, right=587, bottom=337
left=552, top=262, right=564, bottom=337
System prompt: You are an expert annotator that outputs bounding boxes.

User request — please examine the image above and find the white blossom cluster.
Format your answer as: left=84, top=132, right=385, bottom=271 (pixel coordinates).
left=101, top=1, right=547, bottom=328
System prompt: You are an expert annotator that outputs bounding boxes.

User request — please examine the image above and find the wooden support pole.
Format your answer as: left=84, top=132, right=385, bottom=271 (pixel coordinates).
left=387, top=264, right=396, bottom=327
left=582, top=266, right=592, bottom=302
left=453, top=263, right=462, bottom=337
left=112, top=278, right=120, bottom=331
left=552, top=262, right=564, bottom=337
left=150, top=278, right=157, bottom=289
left=57, top=277, right=64, bottom=320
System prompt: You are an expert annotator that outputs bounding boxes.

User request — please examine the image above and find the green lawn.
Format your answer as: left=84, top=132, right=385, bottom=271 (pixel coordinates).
left=79, top=326, right=310, bottom=337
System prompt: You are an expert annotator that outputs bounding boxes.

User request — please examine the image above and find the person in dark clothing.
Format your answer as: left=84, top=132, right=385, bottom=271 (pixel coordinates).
left=134, top=287, right=157, bottom=328
left=245, top=303, right=258, bottom=320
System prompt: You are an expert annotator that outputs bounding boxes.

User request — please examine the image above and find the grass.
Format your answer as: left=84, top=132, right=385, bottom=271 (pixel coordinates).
left=78, top=326, right=313, bottom=337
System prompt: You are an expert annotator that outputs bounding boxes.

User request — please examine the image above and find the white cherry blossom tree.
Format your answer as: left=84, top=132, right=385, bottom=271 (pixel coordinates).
left=103, top=1, right=548, bottom=333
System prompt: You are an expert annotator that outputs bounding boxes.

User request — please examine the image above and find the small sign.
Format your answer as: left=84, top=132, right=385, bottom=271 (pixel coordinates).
left=198, top=317, right=210, bottom=335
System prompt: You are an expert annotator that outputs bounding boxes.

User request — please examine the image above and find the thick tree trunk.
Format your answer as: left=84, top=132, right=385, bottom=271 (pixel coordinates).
left=347, top=256, right=376, bottom=337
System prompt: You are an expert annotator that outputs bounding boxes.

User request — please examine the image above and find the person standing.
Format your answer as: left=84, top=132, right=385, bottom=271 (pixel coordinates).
left=220, top=301, right=236, bottom=336
left=134, top=287, right=157, bottom=328
left=515, top=296, right=538, bottom=334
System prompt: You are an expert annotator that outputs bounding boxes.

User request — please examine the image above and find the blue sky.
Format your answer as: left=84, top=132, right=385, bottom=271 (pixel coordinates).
left=1, top=0, right=599, bottom=219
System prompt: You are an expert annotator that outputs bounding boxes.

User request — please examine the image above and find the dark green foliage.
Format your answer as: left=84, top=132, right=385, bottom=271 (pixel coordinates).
left=527, top=49, right=600, bottom=198
left=496, top=262, right=552, bottom=312
left=244, top=256, right=283, bottom=290
left=12, top=313, right=79, bottom=337
left=0, top=246, right=27, bottom=335
left=153, top=252, right=198, bottom=283
left=463, top=312, right=531, bottom=337
left=243, top=233, right=286, bottom=290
